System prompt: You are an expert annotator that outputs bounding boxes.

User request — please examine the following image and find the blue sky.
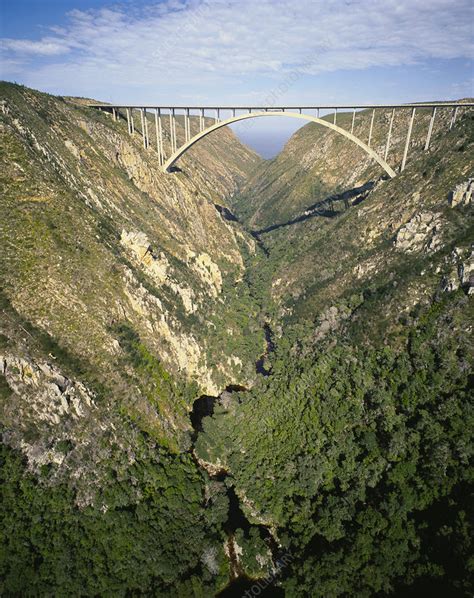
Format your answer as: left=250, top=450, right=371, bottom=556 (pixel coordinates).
left=1, top=0, right=473, bottom=157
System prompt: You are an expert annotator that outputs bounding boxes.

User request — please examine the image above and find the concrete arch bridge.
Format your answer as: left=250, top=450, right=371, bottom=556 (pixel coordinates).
left=88, top=102, right=473, bottom=177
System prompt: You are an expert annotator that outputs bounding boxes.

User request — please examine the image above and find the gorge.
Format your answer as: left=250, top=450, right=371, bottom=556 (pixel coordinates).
left=1, top=82, right=473, bottom=597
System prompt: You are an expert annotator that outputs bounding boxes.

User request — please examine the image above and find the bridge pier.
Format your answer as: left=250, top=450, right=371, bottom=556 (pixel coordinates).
left=185, top=108, right=190, bottom=143
left=401, top=107, right=416, bottom=172
left=449, top=106, right=459, bottom=130
left=424, top=107, right=437, bottom=150
left=140, top=109, right=147, bottom=149
left=368, top=109, right=375, bottom=148
left=173, top=109, right=177, bottom=153
left=169, top=110, right=177, bottom=153
left=384, top=108, right=395, bottom=160
left=351, top=108, right=356, bottom=134
left=155, top=109, right=164, bottom=166
left=144, top=109, right=150, bottom=148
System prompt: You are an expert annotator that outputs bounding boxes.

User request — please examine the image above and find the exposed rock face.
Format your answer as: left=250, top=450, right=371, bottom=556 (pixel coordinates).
left=186, top=249, right=223, bottom=297
left=0, top=354, right=96, bottom=474
left=121, top=229, right=197, bottom=313
left=394, top=212, right=443, bottom=253
left=1, top=355, right=95, bottom=426
left=121, top=267, right=219, bottom=393
left=193, top=449, right=229, bottom=477
left=459, top=249, right=474, bottom=294
left=449, top=178, right=473, bottom=207
left=121, top=229, right=170, bottom=283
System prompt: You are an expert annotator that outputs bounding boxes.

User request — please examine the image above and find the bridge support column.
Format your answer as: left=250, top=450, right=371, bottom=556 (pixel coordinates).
left=126, top=108, right=131, bottom=134
left=173, top=109, right=177, bottom=153
left=144, top=109, right=149, bottom=148
left=140, top=109, right=147, bottom=149
left=333, top=108, right=337, bottom=125
left=368, top=109, right=375, bottom=148
left=185, top=109, right=190, bottom=142
left=169, top=111, right=172, bottom=152
left=384, top=108, right=395, bottom=160
left=130, top=108, right=135, bottom=134
left=424, top=107, right=437, bottom=150
left=155, top=109, right=164, bottom=165
left=173, top=108, right=178, bottom=151
left=169, top=110, right=177, bottom=153
left=200, top=109, right=204, bottom=133
left=449, top=106, right=458, bottom=130
left=401, top=107, right=416, bottom=172
left=351, top=108, right=356, bottom=134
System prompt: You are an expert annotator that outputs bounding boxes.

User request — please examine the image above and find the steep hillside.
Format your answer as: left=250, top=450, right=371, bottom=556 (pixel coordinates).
left=231, top=107, right=473, bottom=329
left=0, top=82, right=268, bottom=596
left=0, top=82, right=265, bottom=422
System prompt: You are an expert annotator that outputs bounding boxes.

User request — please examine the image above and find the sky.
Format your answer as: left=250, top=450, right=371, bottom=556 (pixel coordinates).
left=1, top=0, right=473, bottom=157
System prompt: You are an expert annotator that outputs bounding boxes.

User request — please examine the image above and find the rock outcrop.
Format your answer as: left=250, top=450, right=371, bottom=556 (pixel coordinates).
left=449, top=178, right=473, bottom=207
left=394, top=212, right=443, bottom=253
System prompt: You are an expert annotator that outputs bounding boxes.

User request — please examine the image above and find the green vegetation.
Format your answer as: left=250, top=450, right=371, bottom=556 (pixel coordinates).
left=112, top=321, right=197, bottom=450
left=196, top=293, right=473, bottom=595
left=0, top=442, right=229, bottom=597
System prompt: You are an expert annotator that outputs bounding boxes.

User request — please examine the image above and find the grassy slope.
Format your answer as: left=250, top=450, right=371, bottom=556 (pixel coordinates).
left=232, top=109, right=473, bottom=332
left=0, top=82, right=267, bottom=595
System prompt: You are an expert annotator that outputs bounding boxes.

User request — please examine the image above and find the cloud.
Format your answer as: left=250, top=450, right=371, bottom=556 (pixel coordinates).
left=1, top=0, right=473, bottom=101
left=0, top=38, right=71, bottom=56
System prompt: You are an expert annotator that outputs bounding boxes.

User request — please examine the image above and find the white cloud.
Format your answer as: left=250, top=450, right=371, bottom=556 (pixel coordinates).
left=0, top=38, right=71, bottom=56
left=1, top=0, right=473, bottom=101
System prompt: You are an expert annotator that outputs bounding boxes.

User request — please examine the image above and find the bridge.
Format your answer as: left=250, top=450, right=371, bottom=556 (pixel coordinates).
left=88, top=102, right=473, bottom=177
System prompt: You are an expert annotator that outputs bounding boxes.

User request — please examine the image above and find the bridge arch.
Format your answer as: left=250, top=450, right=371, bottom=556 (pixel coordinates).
left=163, top=110, right=396, bottom=178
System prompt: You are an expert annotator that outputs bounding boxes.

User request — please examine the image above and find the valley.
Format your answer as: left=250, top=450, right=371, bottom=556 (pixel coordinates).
left=1, top=82, right=473, bottom=597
